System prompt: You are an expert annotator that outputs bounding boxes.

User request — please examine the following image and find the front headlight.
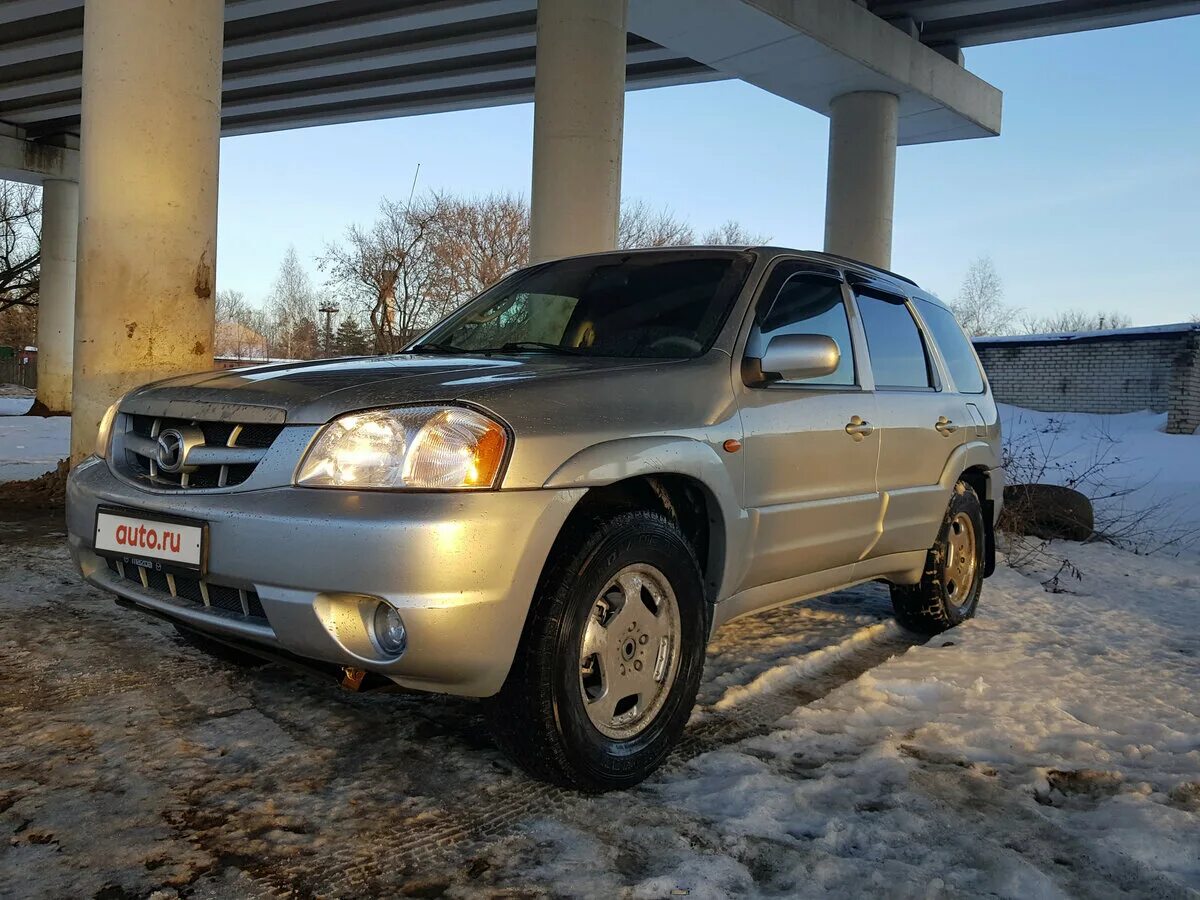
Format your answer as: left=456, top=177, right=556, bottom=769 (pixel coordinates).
left=95, top=401, right=121, bottom=459
left=296, top=405, right=509, bottom=490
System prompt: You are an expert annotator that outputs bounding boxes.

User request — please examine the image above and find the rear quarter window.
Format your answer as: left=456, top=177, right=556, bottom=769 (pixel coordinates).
left=854, top=292, right=933, bottom=389
left=916, top=299, right=986, bottom=394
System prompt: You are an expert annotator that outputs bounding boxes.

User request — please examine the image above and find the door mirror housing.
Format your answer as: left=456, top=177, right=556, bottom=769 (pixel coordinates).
left=744, top=334, right=841, bottom=386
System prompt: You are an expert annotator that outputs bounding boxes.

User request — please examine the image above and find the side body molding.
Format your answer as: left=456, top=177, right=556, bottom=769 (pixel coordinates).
left=543, top=436, right=750, bottom=603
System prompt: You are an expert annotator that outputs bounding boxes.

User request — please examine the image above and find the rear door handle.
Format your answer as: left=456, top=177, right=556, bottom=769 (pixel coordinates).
left=935, top=416, right=960, bottom=436
left=845, top=416, right=874, bottom=441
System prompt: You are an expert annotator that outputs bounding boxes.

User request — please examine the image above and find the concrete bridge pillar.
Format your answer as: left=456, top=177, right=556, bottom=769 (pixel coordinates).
left=528, top=0, right=627, bottom=263
left=35, top=177, right=78, bottom=414
left=824, top=91, right=900, bottom=270
left=70, top=0, right=224, bottom=461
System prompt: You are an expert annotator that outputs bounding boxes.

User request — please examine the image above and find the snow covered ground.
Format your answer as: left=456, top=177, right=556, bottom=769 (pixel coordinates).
left=0, top=396, right=34, bottom=416
left=0, top=388, right=65, bottom=482
left=0, top=405, right=1197, bottom=897
left=1, top=517, right=1195, bottom=898
left=1000, top=404, right=1200, bottom=561
left=0, top=414, right=68, bottom=483
left=616, top=543, right=1200, bottom=898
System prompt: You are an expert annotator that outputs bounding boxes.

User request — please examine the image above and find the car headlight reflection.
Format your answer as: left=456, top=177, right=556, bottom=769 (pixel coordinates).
left=296, top=405, right=508, bottom=490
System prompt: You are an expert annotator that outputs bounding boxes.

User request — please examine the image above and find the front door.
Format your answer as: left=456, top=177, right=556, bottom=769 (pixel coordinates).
left=736, top=262, right=882, bottom=593
left=850, top=287, right=968, bottom=559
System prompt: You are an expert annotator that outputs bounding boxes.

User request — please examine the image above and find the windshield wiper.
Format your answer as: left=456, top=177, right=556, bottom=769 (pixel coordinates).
left=488, top=341, right=585, bottom=355
left=407, top=341, right=468, bottom=354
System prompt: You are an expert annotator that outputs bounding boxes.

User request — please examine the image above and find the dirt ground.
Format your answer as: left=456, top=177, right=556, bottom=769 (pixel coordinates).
left=0, top=511, right=911, bottom=899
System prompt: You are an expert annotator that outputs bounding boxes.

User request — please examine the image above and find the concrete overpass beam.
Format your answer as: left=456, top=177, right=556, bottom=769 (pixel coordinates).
left=35, top=178, right=78, bottom=413
left=71, top=0, right=224, bottom=461
left=824, top=91, right=899, bottom=269
left=630, top=0, right=1002, bottom=145
left=0, top=126, right=79, bottom=185
left=528, top=0, right=627, bottom=263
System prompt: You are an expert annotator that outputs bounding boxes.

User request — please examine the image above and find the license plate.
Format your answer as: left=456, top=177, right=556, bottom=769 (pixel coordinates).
left=94, top=508, right=207, bottom=572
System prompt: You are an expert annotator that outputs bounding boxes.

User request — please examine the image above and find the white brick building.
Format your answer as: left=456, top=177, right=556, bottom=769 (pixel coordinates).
left=973, top=324, right=1200, bottom=435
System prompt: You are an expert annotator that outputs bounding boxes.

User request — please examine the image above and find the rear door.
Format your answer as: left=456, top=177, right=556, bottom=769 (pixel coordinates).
left=851, top=284, right=968, bottom=559
left=735, top=261, right=881, bottom=591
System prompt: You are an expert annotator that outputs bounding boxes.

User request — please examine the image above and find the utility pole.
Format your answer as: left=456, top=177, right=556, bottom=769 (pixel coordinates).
left=318, top=303, right=339, bottom=357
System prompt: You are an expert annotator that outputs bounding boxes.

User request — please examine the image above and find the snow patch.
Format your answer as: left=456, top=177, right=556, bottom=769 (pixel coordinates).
left=0, top=415, right=69, bottom=482
left=0, top=396, right=34, bottom=416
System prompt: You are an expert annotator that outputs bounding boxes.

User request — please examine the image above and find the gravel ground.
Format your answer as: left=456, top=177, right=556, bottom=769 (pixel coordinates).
left=0, top=511, right=908, bottom=899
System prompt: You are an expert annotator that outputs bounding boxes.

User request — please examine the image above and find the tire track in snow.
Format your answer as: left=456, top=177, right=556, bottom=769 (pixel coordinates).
left=286, top=614, right=919, bottom=889
left=0, top=519, right=918, bottom=895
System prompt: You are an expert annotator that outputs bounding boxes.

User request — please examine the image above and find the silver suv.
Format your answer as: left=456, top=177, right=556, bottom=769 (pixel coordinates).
left=67, top=247, right=1002, bottom=790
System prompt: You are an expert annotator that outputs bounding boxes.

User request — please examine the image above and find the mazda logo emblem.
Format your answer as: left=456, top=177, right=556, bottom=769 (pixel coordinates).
left=156, top=429, right=187, bottom=473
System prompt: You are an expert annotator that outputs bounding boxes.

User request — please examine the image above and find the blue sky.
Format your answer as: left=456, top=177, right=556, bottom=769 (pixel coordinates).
left=216, top=16, right=1200, bottom=324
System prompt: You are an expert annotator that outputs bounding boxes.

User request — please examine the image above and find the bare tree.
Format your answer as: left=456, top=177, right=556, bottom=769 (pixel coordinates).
left=319, top=193, right=775, bottom=355
left=1021, top=309, right=1133, bottom=334
left=214, top=288, right=273, bottom=360
left=700, top=220, right=769, bottom=246
left=214, top=288, right=245, bottom=358
left=618, top=199, right=694, bottom=249
left=267, top=246, right=318, bottom=358
left=0, top=304, right=36, bottom=350
left=215, top=288, right=245, bottom=324
left=431, top=192, right=529, bottom=300
left=0, top=182, right=40, bottom=313
left=321, top=196, right=453, bottom=355
left=949, top=256, right=1017, bottom=336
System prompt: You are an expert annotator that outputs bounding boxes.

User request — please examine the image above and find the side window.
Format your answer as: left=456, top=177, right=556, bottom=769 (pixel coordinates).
left=854, top=291, right=934, bottom=389
left=749, top=270, right=856, bottom=386
left=915, top=299, right=986, bottom=394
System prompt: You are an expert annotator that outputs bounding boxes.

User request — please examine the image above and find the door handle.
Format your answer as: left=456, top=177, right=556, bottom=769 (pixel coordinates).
left=935, top=416, right=960, bottom=436
left=845, top=416, right=874, bottom=442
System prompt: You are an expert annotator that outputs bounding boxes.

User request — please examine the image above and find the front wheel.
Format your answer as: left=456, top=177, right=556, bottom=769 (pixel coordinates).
left=891, top=481, right=986, bottom=635
left=484, top=510, right=707, bottom=791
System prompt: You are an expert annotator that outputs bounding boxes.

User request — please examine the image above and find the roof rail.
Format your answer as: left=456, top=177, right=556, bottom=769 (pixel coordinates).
left=815, top=252, right=919, bottom=288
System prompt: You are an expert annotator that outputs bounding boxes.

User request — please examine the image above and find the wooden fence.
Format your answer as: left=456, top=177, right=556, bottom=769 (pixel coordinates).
left=0, top=359, right=36, bottom=390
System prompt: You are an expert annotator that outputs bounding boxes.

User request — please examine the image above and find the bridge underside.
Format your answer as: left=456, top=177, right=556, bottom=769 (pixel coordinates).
left=2, top=1, right=1196, bottom=141
left=3, top=1, right=718, bottom=138
left=0, top=0, right=1196, bottom=455
left=867, top=0, right=1200, bottom=46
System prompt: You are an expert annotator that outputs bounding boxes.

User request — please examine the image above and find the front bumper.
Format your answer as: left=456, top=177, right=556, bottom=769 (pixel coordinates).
left=67, top=456, right=584, bottom=696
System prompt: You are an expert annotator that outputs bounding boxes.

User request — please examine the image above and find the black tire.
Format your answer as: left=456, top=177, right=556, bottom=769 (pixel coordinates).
left=484, top=510, right=706, bottom=791
left=891, top=482, right=986, bottom=635
left=173, top=623, right=265, bottom=667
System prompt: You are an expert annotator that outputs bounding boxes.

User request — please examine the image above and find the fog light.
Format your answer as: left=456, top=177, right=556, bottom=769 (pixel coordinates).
left=373, top=603, right=407, bottom=656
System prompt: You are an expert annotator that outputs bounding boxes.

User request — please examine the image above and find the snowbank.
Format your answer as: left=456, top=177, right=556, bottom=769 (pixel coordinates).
left=0, top=396, right=34, bottom=416
left=1000, top=404, right=1200, bottom=559
left=0, top=414, right=69, bottom=482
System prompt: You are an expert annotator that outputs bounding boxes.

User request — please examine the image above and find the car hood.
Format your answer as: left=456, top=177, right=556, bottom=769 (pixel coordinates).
left=119, top=354, right=664, bottom=425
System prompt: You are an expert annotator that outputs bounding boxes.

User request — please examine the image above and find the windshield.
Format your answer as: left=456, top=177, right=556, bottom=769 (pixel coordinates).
left=410, top=250, right=754, bottom=359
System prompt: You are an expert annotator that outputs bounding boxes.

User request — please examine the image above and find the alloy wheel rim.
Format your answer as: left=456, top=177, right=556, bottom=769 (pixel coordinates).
left=578, top=563, right=681, bottom=740
left=944, top=511, right=978, bottom=610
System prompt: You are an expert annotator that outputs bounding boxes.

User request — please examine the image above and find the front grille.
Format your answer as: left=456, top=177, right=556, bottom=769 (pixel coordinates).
left=121, top=414, right=283, bottom=489
left=106, top=558, right=268, bottom=625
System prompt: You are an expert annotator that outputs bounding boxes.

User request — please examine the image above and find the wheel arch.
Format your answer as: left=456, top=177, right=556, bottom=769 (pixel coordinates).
left=957, top=463, right=997, bottom=577
left=935, top=440, right=1002, bottom=578
left=542, top=437, right=745, bottom=606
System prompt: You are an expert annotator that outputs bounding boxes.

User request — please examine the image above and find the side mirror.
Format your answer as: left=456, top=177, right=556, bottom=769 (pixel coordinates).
left=744, top=334, right=841, bottom=386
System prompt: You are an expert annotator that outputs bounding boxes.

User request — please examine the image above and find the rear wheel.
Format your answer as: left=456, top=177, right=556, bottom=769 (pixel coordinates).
left=891, top=481, right=986, bottom=635
left=484, top=510, right=706, bottom=791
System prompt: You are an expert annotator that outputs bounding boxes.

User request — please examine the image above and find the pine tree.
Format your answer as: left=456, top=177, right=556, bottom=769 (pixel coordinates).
left=289, top=317, right=320, bottom=360
left=334, top=317, right=369, bottom=356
